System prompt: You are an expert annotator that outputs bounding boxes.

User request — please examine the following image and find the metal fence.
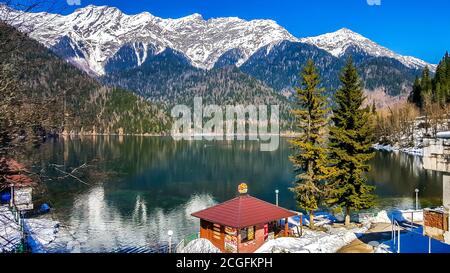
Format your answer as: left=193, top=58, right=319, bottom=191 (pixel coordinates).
left=388, top=212, right=448, bottom=253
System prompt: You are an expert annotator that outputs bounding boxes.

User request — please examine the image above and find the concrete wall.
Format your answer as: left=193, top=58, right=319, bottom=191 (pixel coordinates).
left=444, top=175, right=450, bottom=244
left=422, top=139, right=450, bottom=244
left=423, top=139, right=450, bottom=172
left=444, top=175, right=450, bottom=211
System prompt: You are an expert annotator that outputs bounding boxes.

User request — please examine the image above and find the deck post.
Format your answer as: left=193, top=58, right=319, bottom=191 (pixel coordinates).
left=392, top=216, right=395, bottom=245
left=9, top=185, right=14, bottom=207
left=428, top=236, right=431, bottom=253
left=299, top=213, right=303, bottom=236
left=284, top=218, right=288, bottom=237
left=299, top=214, right=302, bottom=226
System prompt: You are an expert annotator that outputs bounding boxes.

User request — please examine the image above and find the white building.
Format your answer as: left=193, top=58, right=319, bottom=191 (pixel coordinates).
left=422, top=134, right=450, bottom=243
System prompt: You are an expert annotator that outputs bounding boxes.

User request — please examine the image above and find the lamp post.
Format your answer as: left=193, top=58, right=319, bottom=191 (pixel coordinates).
left=168, top=230, right=173, bottom=253
left=275, top=189, right=279, bottom=206
left=415, top=188, right=419, bottom=210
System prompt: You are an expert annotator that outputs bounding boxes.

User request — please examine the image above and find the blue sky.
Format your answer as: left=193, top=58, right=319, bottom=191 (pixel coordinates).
left=14, top=0, right=450, bottom=64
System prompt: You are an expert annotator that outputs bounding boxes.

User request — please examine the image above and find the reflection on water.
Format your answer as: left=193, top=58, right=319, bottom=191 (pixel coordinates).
left=65, top=186, right=215, bottom=252
left=31, top=136, right=444, bottom=252
left=368, top=151, right=443, bottom=210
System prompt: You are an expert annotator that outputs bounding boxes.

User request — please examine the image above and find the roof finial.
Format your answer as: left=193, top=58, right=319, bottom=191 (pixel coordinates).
left=238, top=183, right=248, bottom=195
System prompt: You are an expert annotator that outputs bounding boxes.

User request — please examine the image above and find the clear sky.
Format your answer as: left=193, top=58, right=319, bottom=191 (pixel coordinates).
left=12, top=0, right=450, bottom=64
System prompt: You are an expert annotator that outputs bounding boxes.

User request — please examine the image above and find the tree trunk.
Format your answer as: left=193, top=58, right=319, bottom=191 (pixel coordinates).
left=309, top=211, right=315, bottom=229
left=344, top=207, right=351, bottom=226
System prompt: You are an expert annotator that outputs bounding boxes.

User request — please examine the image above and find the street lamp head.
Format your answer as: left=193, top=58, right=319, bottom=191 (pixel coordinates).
left=415, top=188, right=419, bottom=193
left=275, top=189, right=279, bottom=194
left=168, top=230, right=173, bottom=236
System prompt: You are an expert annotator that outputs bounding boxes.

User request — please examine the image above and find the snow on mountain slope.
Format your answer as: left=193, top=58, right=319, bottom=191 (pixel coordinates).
left=0, top=5, right=435, bottom=76
left=0, top=5, right=298, bottom=75
left=300, top=28, right=436, bottom=71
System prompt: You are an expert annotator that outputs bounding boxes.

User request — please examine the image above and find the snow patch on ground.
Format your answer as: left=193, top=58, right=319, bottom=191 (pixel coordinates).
left=1, top=206, right=80, bottom=253
left=180, top=238, right=221, bottom=253
left=368, top=209, right=423, bottom=224
left=370, top=210, right=392, bottom=223
left=374, top=243, right=392, bottom=253
left=23, top=218, right=62, bottom=252
left=256, top=222, right=370, bottom=253
left=373, top=144, right=423, bottom=156
left=23, top=216, right=84, bottom=253
left=0, top=206, right=22, bottom=252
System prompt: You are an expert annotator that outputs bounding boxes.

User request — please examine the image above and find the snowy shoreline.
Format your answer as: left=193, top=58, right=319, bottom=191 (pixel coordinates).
left=182, top=209, right=425, bottom=254
left=255, top=222, right=371, bottom=253
left=0, top=206, right=82, bottom=253
left=373, top=143, right=423, bottom=157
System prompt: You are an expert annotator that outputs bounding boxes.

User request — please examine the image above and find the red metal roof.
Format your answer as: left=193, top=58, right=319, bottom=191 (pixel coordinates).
left=191, top=195, right=297, bottom=228
left=0, top=158, right=34, bottom=189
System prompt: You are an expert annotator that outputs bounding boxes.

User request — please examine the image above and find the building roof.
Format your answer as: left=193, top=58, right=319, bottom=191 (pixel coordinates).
left=0, top=158, right=34, bottom=189
left=191, top=194, right=297, bottom=228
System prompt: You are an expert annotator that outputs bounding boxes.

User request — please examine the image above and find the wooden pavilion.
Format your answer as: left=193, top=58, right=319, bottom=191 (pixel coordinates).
left=191, top=184, right=297, bottom=253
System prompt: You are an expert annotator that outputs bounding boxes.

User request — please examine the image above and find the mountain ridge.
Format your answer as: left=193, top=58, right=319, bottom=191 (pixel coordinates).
left=0, top=4, right=298, bottom=75
left=300, top=28, right=436, bottom=71
left=0, top=4, right=434, bottom=77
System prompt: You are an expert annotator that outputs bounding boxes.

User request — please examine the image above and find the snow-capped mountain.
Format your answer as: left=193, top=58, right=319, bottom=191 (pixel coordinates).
left=1, top=5, right=435, bottom=75
left=0, top=4, right=298, bottom=75
left=0, top=4, right=435, bottom=98
left=300, top=28, right=436, bottom=71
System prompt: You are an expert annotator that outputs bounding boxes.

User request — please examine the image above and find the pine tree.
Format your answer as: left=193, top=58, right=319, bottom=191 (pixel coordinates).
left=409, top=76, right=423, bottom=108
left=289, top=59, right=331, bottom=229
left=434, top=53, right=450, bottom=104
left=327, top=58, right=375, bottom=226
left=421, top=66, right=433, bottom=98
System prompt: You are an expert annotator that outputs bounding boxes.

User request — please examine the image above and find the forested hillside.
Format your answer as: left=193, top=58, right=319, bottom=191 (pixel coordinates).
left=102, top=48, right=294, bottom=126
left=374, top=53, right=450, bottom=147
left=0, top=23, right=171, bottom=152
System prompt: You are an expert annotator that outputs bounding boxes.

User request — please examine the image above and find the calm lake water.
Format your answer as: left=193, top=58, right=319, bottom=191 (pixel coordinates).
left=31, top=136, right=444, bottom=252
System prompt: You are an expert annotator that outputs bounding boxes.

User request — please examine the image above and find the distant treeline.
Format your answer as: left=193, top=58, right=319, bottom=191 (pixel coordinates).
left=409, top=52, right=450, bottom=108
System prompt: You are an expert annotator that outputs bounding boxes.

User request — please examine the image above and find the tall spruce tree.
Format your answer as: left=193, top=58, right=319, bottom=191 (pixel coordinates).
left=289, top=59, right=331, bottom=228
left=327, top=58, right=375, bottom=226
left=409, top=76, right=423, bottom=108
left=421, top=66, right=433, bottom=97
